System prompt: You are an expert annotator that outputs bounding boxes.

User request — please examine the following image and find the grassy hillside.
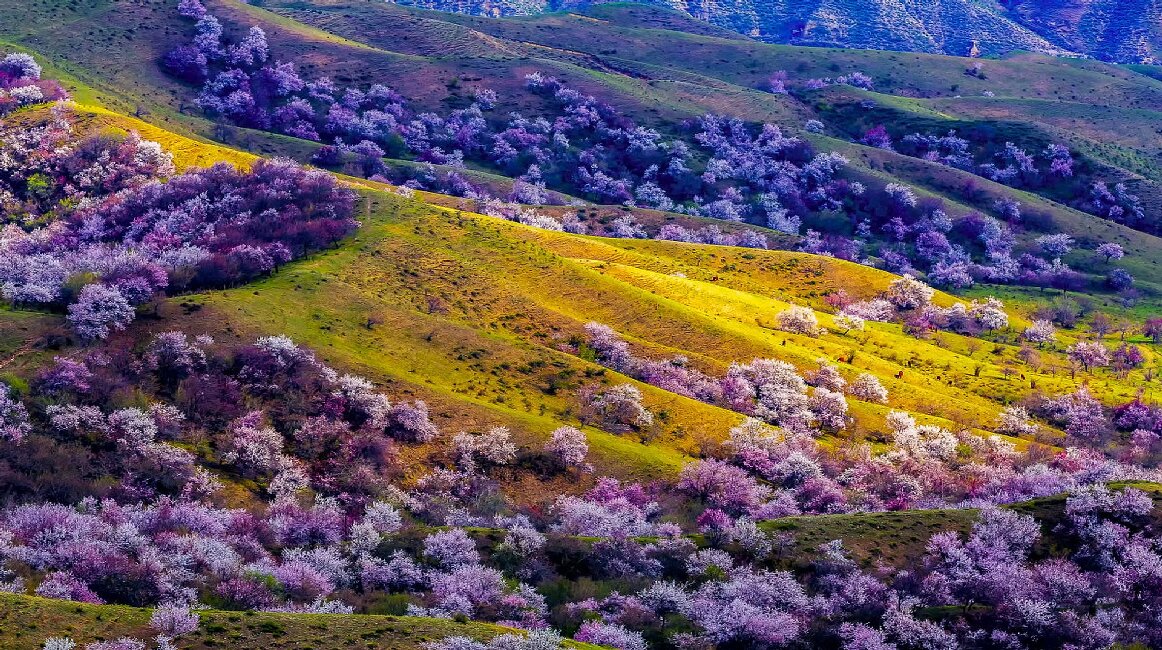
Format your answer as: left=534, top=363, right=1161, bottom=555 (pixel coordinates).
left=11, top=0, right=1162, bottom=136
left=7, top=0, right=1162, bottom=263
left=809, top=86, right=1162, bottom=246
left=5, top=102, right=1161, bottom=493
left=766, top=479, right=1162, bottom=569
left=8, top=0, right=1158, bottom=311
left=164, top=185, right=1159, bottom=442
left=816, top=131, right=1162, bottom=294
left=335, top=4, right=1162, bottom=107
left=3, top=2, right=1162, bottom=647
left=0, top=594, right=599, bottom=650
left=2, top=0, right=1162, bottom=496
left=5, top=481, right=1158, bottom=649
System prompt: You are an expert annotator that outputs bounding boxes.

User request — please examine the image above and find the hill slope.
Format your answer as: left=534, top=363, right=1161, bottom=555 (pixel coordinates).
left=3, top=4, right=1162, bottom=648
left=0, top=594, right=598, bottom=650
left=9, top=103, right=1160, bottom=470
left=381, top=0, right=1162, bottom=63
left=8, top=101, right=1160, bottom=489
left=4, top=1, right=1162, bottom=489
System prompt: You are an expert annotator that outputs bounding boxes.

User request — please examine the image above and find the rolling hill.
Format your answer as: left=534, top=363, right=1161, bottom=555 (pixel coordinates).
left=2, top=92, right=1158, bottom=507
left=0, top=104, right=1106, bottom=485
left=0, top=0, right=1160, bottom=521
left=2, top=0, right=1162, bottom=647
left=9, top=0, right=1162, bottom=285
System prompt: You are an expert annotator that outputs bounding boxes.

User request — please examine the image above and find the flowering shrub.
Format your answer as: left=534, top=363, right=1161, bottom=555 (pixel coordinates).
left=543, top=426, right=589, bottom=469
left=679, top=459, right=771, bottom=515
left=426, top=631, right=566, bottom=650
left=0, top=109, right=356, bottom=339
left=775, top=304, right=822, bottom=336
left=885, top=275, right=935, bottom=310
left=150, top=602, right=199, bottom=638
left=0, top=52, right=67, bottom=115
left=890, top=129, right=1154, bottom=233
left=0, top=383, right=31, bottom=443
left=4, top=24, right=1162, bottom=648
left=157, top=7, right=1137, bottom=291
left=453, top=427, right=518, bottom=467
left=1023, top=319, right=1057, bottom=346
left=552, top=478, right=660, bottom=538
left=810, top=386, right=850, bottom=430
left=424, top=528, right=480, bottom=568
left=579, top=384, right=653, bottom=432
left=7, top=332, right=440, bottom=505
left=847, top=373, right=888, bottom=404
left=833, top=312, right=865, bottom=334
left=586, top=317, right=1091, bottom=442
left=573, top=622, right=646, bottom=650
left=1068, top=341, right=1111, bottom=372
left=66, top=285, right=136, bottom=342
left=995, top=405, right=1039, bottom=437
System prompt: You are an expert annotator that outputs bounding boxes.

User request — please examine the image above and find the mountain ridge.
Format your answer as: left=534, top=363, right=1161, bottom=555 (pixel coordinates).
left=385, top=0, right=1162, bottom=63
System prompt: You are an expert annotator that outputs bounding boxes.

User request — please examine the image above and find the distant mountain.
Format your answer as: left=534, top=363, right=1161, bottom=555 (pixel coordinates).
left=647, top=0, right=1067, bottom=57
left=387, top=0, right=1162, bottom=63
left=1003, top=0, right=1162, bottom=63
